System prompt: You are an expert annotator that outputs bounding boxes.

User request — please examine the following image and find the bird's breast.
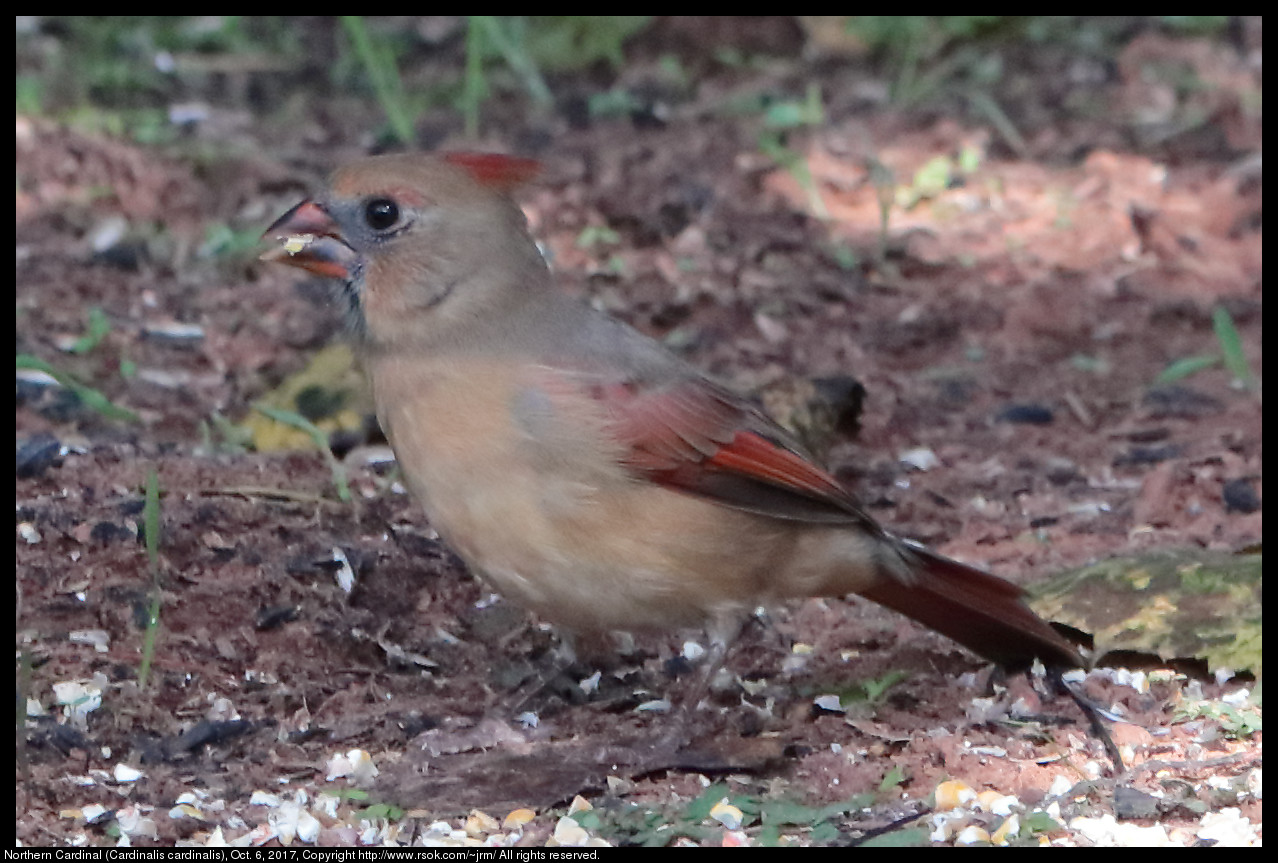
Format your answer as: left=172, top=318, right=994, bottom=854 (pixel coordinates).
left=363, top=351, right=814, bottom=633
left=365, top=353, right=646, bottom=623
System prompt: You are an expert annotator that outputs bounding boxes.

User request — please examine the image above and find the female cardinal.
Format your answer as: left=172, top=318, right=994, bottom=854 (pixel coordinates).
left=261, top=152, right=1083, bottom=682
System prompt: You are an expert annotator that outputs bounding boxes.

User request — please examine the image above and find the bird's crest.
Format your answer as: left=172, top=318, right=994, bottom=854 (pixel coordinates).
left=443, top=152, right=542, bottom=192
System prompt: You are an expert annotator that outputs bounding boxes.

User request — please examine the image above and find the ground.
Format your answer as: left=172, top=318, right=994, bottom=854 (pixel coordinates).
left=16, top=17, right=1261, bottom=847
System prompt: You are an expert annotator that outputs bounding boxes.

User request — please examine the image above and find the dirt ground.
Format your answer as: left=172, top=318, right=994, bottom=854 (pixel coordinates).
left=16, top=18, right=1261, bottom=847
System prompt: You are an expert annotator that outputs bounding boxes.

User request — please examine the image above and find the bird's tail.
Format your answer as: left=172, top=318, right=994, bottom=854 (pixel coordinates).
left=857, top=543, right=1084, bottom=670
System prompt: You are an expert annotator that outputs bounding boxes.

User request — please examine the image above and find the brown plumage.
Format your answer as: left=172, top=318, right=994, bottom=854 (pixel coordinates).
left=262, top=151, right=1083, bottom=673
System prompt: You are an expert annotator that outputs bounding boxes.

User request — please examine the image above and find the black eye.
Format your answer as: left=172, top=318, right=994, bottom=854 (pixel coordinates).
left=364, top=198, right=400, bottom=231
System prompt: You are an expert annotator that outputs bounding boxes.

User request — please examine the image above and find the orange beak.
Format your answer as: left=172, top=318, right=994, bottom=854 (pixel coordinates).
left=260, top=200, right=358, bottom=280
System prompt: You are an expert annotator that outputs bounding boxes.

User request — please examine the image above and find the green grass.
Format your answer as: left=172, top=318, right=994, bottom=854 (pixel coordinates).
left=755, top=83, right=828, bottom=220
left=1212, top=305, right=1255, bottom=389
left=461, top=17, right=650, bottom=136
left=64, top=307, right=111, bottom=354
left=1154, top=304, right=1255, bottom=389
left=341, top=16, right=418, bottom=146
left=572, top=780, right=880, bottom=846
left=1156, top=354, right=1218, bottom=385
left=253, top=404, right=352, bottom=502
left=1175, top=696, right=1262, bottom=740
left=16, top=354, right=139, bottom=423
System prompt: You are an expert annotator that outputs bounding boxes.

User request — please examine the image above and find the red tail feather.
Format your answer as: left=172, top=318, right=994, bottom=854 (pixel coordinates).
left=859, top=547, right=1084, bottom=669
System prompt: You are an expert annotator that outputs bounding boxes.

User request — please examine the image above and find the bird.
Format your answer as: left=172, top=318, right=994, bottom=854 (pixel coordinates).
left=260, top=151, right=1083, bottom=706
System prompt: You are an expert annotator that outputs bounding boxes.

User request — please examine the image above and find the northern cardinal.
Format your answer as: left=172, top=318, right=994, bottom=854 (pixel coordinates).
left=261, top=152, right=1083, bottom=685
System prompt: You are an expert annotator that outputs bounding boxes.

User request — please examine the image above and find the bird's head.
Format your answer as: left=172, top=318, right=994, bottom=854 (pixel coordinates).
left=262, top=152, right=544, bottom=347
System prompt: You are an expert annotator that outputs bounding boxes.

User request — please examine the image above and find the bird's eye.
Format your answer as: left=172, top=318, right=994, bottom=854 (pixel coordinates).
left=363, top=198, right=400, bottom=231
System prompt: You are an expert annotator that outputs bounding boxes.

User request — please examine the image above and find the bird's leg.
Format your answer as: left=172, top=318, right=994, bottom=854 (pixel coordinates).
left=502, top=631, right=581, bottom=719
left=658, top=614, right=746, bottom=752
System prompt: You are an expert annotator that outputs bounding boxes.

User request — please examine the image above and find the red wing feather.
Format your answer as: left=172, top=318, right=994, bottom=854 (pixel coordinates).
left=704, top=428, right=848, bottom=500
left=589, top=378, right=865, bottom=524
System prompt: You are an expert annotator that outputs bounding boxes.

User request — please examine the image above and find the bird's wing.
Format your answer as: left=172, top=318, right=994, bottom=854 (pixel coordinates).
left=578, top=373, right=881, bottom=528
